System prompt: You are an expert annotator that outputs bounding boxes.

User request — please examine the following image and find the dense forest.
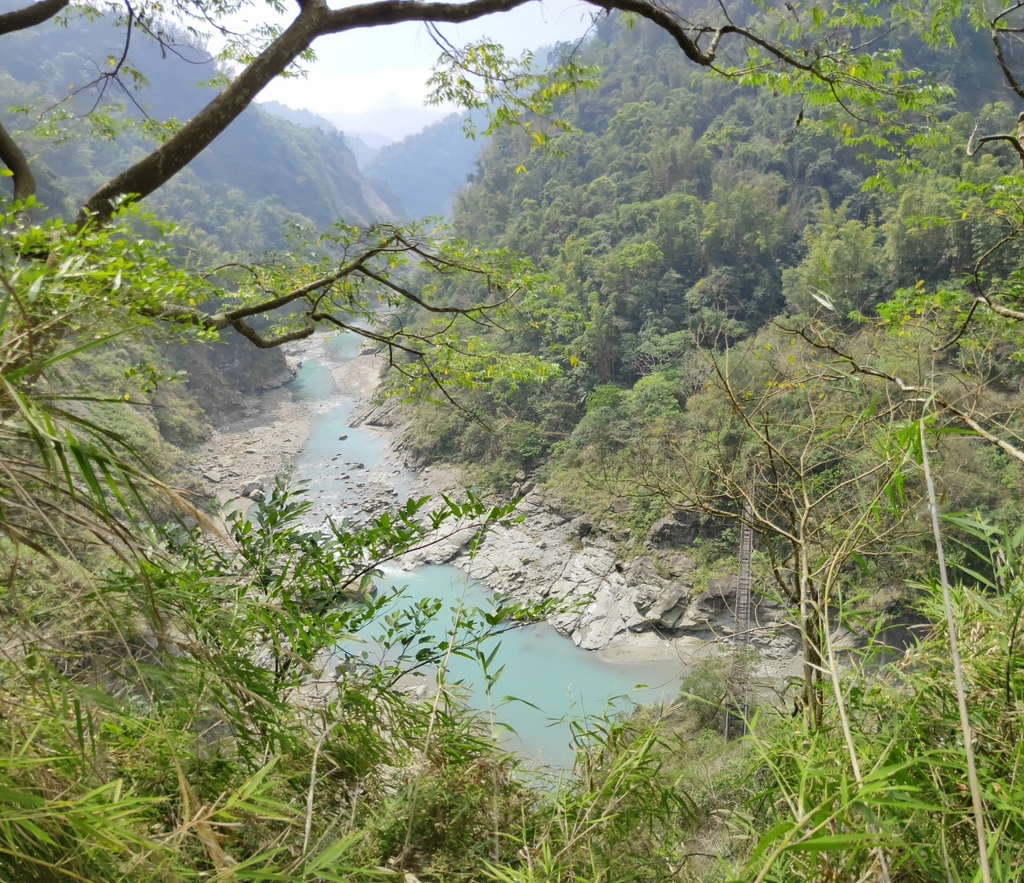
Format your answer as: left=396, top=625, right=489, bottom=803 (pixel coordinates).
left=6, top=0, right=1024, bottom=880
left=402, top=15, right=1023, bottom=493
left=396, top=11, right=1024, bottom=624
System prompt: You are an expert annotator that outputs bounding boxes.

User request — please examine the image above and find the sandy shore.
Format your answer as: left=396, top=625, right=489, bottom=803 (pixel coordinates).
left=194, top=386, right=310, bottom=509
left=597, top=632, right=722, bottom=666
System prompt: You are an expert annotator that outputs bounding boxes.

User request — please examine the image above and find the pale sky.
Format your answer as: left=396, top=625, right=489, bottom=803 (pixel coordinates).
left=242, top=0, right=596, bottom=118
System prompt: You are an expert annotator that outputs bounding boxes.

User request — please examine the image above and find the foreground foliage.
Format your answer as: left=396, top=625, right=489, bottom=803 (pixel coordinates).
left=736, top=518, right=1024, bottom=882
left=1, top=475, right=515, bottom=879
left=0, top=470, right=722, bottom=881
left=9, top=493, right=1024, bottom=881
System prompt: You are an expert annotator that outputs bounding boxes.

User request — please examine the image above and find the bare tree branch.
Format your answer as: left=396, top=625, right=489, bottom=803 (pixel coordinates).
left=967, top=124, right=1024, bottom=169
left=787, top=324, right=1024, bottom=466
left=975, top=293, right=1024, bottom=322
left=136, top=222, right=522, bottom=351
left=992, top=21, right=1024, bottom=99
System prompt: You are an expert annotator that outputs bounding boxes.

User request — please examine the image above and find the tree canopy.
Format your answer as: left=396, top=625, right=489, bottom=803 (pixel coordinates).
left=1, top=0, right=986, bottom=394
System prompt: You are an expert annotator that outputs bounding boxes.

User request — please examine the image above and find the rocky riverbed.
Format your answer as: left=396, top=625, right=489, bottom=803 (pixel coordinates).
left=191, top=336, right=464, bottom=520
left=192, top=334, right=803, bottom=682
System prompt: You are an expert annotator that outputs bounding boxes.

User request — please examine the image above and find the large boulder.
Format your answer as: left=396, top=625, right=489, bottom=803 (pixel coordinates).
left=241, top=480, right=264, bottom=498
left=629, top=587, right=689, bottom=631
left=574, top=580, right=631, bottom=649
left=622, top=559, right=690, bottom=631
left=648, top=511, right=706, bottom=547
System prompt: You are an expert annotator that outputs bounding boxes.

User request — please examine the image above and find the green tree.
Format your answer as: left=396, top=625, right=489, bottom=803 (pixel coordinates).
left=784, top=204, right=884, bottom=319
left=620, top=331, right=922, bottom=726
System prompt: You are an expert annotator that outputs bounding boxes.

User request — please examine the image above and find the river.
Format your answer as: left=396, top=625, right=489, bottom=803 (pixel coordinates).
left=287, top=337, right=686, bottom=769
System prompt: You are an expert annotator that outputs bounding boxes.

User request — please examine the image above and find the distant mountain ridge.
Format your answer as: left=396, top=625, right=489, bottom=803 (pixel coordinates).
left=367, top=113, right=482, bottom=219
left=0, top=15, right=407, bottom=249
left=257, top=101, right=338, bottom=132
left=257, top=101, right=390, bottom=170
left=257, top=95, right=489, bottom=222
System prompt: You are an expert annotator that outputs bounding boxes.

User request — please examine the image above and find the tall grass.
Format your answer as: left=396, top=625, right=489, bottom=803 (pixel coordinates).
left=735, top=515, right=1024, bottom=883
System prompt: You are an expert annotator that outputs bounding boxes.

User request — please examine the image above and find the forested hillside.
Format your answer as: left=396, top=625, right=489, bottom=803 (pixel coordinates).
left=401, top=14, right=1024, bottom=527
left=258, top=100, right=402, bottom=195
left=366, top=113, right=481, bottom=218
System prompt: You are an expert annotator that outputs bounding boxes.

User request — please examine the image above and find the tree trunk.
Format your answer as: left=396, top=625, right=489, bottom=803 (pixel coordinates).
left=0, top=120, right=36, bottom=204
left=0, top=0, right=69, bottom=36
left=798, top=544, right=823, bottom=728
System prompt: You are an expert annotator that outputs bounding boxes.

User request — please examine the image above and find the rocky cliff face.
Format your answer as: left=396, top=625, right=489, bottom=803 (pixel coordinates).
left=172, top=335, right=300, bottom=426
left=403, top=485, right=801, bottom=664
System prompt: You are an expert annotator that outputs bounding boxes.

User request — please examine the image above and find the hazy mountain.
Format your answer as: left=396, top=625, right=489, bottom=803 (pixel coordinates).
left=0, top=15, right=408, bottom=245
left=258, top=100, right=337, bottom=132
left=341, top=133, right=385, bottom=170
left=323, top=104, right=448, bottom=142
left=367, top=113, right=482, bottom=219
left=259, top=100, right=387, bottom=172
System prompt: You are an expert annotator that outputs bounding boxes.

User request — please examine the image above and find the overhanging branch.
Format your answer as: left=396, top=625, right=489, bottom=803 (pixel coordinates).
left=230, top=316, right=316, bottom=348
left=73, top=0, right=808, bottom=227
left=0, top=0, right=69, bottom=35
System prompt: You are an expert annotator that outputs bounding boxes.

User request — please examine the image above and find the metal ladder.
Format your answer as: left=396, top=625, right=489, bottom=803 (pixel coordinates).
left=724, top=504, right=753, bottom=739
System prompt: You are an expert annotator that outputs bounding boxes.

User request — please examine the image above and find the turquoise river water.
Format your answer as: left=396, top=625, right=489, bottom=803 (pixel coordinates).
left=287, top=338, right=685, bottom=768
